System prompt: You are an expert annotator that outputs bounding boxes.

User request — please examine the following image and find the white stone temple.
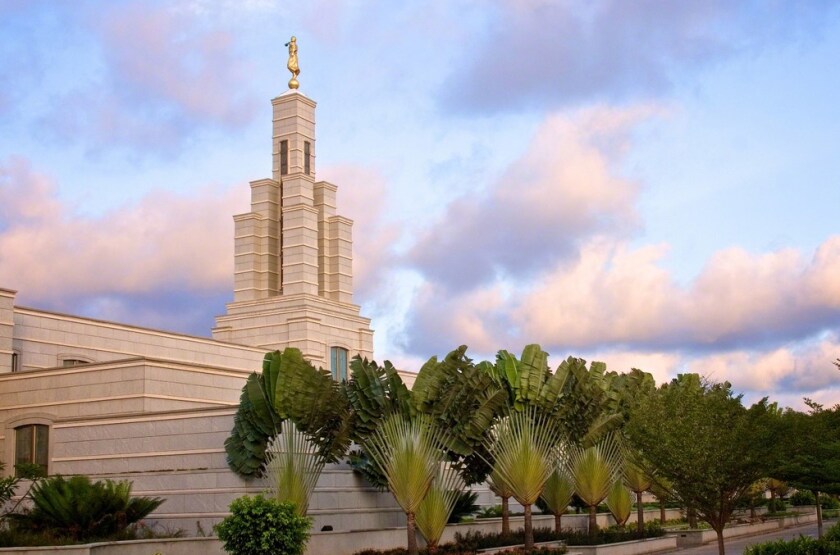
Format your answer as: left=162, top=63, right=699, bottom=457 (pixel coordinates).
left=0, top=82, right=411, bottom=532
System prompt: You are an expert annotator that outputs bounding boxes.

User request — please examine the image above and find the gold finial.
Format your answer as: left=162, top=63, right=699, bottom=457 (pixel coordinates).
left=285, top=36, right=300, bottom=89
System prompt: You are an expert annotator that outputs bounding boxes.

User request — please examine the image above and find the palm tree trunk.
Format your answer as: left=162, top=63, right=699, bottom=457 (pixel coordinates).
left=659, top=499, right=666, bottom=523
left=637, top=491, right=644, bottom=533
left=407, top=511, right=418, bottom=555
left=589, top=504, right=598, bottom=536
left=815, top=490, right=823, bottom=539
left=555, top=512, right=562, bottom=533
left=502, top=496, right=510, bottom=535
left=524, top=503, right=534, bottom=551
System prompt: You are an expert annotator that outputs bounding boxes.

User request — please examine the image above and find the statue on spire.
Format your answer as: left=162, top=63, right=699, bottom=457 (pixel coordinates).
left=285, top=36, right=300, bottom=89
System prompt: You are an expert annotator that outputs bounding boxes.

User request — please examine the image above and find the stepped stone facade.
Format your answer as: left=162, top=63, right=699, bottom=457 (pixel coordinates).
left=0, top=86, right=406, bottom=532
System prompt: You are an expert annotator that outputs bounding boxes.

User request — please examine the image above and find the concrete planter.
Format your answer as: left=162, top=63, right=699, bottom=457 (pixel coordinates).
left=570, top=537, right=678, bottom=555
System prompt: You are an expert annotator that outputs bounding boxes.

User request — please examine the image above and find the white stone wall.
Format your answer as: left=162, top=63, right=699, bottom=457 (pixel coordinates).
left=10, top=307, right=265, bottom=373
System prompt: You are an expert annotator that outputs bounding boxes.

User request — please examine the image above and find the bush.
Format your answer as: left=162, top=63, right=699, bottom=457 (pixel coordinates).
left=353, top=546, right=566, bottom=555
left=821, top=496, right=840, bottom=510
left=744, top=536, right=840, bottom=555
left=7, top=475, right=162, bottom=542
left=767, top=498, right=788, bottom=513
left=825, top=521, right=840, bottom=542
left=452, top=522, right=664, bottom=551
left=791, top=491, right=816, bottom=506
left=215, top=495, right=310, bottom=555
left=449, top=491, right=480, bottom=523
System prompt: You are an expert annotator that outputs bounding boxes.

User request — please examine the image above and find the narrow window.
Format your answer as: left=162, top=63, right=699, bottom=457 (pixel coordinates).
left=11, top=352, right=19, bottom=373
left=280, top=140, right=289, bottom=175
left=15, top=424, right=49, bottom=477
left=330, top=347, right=348, bottom=381
left=304, top=141, right=311, bottom=175
left=62, top=358, right=89, bottom=367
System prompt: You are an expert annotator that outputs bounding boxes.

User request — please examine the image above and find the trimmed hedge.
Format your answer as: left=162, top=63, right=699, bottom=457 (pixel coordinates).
left=215, top=495, right=310, bottom=555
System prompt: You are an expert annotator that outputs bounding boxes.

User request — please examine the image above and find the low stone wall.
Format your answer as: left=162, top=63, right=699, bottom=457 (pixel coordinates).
left=571, top=537, right=678, bottom=555
left=667, top=513, right=817, bottom=548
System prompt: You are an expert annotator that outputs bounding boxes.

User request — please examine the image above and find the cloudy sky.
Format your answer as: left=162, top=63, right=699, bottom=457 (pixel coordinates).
left=1, top=0, right=839, bottom=408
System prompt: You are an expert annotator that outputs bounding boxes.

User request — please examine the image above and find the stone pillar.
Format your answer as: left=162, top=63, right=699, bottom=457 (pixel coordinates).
left=233, top=178, right=281, bottom=302
left=314, top=181, right=337, bottom=296
left=273, top=91, right=319, bottom=297
left=0, top=288, right=15, bottom=373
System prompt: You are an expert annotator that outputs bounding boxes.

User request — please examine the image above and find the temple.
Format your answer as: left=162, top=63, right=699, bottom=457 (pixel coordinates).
left=0, top=73, right=404, bottom=532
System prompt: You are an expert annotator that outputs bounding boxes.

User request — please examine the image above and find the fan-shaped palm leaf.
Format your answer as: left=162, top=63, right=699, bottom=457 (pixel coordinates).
left=568, top=435, right=624, bottom=535
left=606, top=481, right=632, bottom=527
left=264, top=420, right=325, bottom=516
left=415, top=464, right=464, bottom=549
left=542, top=465, right=575, bottom=532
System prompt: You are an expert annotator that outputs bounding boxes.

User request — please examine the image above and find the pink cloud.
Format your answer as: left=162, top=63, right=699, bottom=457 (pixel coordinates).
left=318, top=164, right=400, bottom=303
left=0, top=157, right=249, bottom=303
left=40, top=3, right=257, bottom=151
left=407, top=105, right=654, bottom=293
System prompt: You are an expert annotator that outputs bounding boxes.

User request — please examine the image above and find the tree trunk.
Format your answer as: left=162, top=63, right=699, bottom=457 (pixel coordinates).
left=502, top=496, right=510, bottom=535
left=688, top=506, right=698, bottom=529
left=524, top=503, right=534, bottom=551
left=555, top=512, right=562, bottom=533
left=427, top=540, right=438, bottom=555
left=715, top=527, right=726, bottom=555
left=589, top=504, right=598, bottom=536
left=407, top=511, right=418, bottom=555
left=637, top=491, right=644, bottom=533
left=814, top=490, right=823, bottom=539
left=750, top=503, right=756, bottom=520
left=659, top=500, right=666, bottom=523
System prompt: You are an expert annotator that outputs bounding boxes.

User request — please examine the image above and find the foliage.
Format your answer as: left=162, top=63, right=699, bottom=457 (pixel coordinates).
left=415, top=467, right=464, bottom=547
left=541, top=466, right=575, bottom=529
left=825, top=520, right=840, bottom=542
left=484, top=407, right=565, bottom=550
left=791, top=490, right=817, bottom=506
left=353, top=547, right=566, bottom=555
left=606, top=481, right=632, bottom=527
left=743, top=535, right=840, bottom=555
left=767, top=498, right=787, bottom=513
left=214, top=495, right=310, bottom=555
left=448, top=490, right=479, bottom=523
left=775, top=401, right=840, bottom=497
left=453, top=522, right=663, bottom=550
left=8, top=476, right=162, bottom=542
left=568, top=435, right=624, bottom=534
left=348, top=449, right=389, bottom=490
left=625, top=374, right=776, bottom=555
left=361, top=412, right=449, bottom=555
left=0, top=461, right=18, bottom=511
left=264, top=420, right=325, bottom=515
left=225, top=348, right=352, bottom=477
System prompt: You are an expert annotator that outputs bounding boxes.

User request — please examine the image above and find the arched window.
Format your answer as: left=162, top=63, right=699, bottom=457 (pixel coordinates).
left=11, top=351, right=20, bottom=373
left=15, top=424, right=49, bottom=477
left=330, top=347, right=348, bottom=382
left=60, top=358, right=91, bottom=367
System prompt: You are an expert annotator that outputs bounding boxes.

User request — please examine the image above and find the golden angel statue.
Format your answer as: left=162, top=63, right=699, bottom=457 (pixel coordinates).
left=285, top=36, right=300, bottom=89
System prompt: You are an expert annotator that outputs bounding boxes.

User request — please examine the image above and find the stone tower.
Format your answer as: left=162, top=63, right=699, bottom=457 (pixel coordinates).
left=212, top=87, right=373, bottom=377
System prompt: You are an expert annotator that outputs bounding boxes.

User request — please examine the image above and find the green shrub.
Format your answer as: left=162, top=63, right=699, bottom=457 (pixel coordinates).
left=791, top=491, right=816, bottom=506
left=767, top=498, right=788, bottom=513
left=744, top=536, right=840, bottom=555
left=825, top=521, right=840, bottom=542
left=215, top=495, right=310, bottom=555
left=7, top=475, right=162, bottom=542
left=821, top=496, right=840, bottom=510
left=449, top=491, right=480, bottom=523
left=452, top=523, right=663, bottom=551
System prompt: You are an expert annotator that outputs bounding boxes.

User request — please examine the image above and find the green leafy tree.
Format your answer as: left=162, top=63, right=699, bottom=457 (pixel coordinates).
left=8, top=476, right=162, bottom=541
left=215, top=495, right=310, bottom=555
left=774, top=400, right=840, bottom=537
left=625, top=374, right=776, bottom=555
